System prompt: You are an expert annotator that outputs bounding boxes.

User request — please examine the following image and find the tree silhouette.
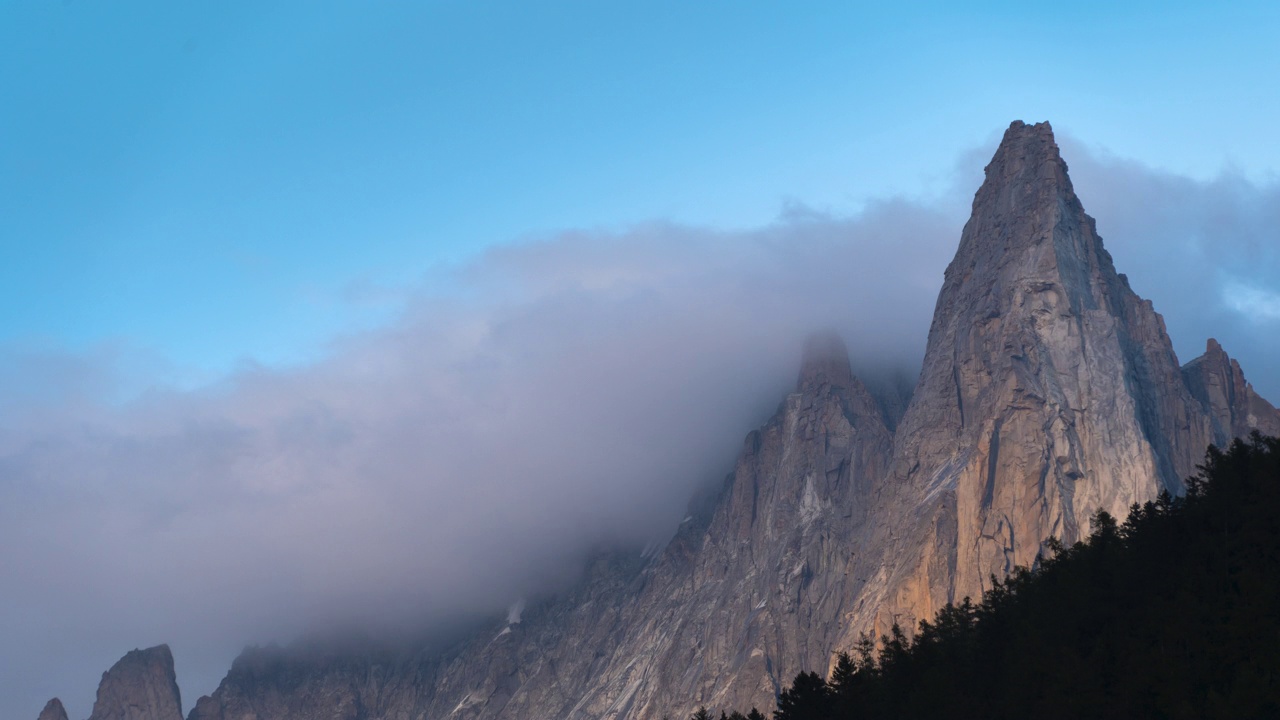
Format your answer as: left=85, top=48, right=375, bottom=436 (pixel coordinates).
left=773, top=670, right=831, bottom=720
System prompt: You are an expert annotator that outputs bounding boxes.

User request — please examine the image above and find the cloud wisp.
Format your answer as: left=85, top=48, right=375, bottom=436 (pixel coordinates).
left=2, top=138, right=1279, bottom=719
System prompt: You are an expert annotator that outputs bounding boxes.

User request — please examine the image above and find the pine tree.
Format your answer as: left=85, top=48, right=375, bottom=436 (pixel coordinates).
left=773, top=671, right=831, bottom=720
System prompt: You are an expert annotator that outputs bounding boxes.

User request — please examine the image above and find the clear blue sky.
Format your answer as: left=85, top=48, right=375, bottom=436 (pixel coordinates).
left=3, top=0, right=1278, bottom=383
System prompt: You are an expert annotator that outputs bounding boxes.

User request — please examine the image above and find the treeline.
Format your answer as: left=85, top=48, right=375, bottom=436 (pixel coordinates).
left=703, top=434, right=1280, bottom=720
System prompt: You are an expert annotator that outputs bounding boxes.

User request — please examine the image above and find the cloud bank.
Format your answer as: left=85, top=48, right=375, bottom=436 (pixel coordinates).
left=3, top=138, right=1279, bottom=718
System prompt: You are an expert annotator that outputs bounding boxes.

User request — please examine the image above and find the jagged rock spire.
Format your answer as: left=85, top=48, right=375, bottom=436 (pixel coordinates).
left=37, top=698, right=69, bottom=720
left=1183, top=338, right=1280, bottom=445
left=954, top=121, right=1074, bottom=260
left=798, top=331, right=854, bottom=392
left=880, top=119, right=1216, bottom=627
left=87, top=645, right=183, bottom=720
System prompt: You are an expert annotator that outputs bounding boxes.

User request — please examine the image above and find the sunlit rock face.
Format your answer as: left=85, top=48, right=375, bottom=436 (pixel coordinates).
left=86, top=645, right=183, bottom=720
left=171, top=122, right=1280, bottom=720
left=862, top=120, right=1221, bottom=634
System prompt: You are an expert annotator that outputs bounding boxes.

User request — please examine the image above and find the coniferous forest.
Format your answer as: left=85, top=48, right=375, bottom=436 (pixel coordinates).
left=704, top=434, right=1280, bottom=720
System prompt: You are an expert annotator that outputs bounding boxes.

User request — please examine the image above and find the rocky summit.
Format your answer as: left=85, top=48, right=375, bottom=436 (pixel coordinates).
left=37, top=699, right=69, bottom=720
left=862, top=119, right=1221, bottom=629
left=1182, top=338, right=1280, bottom=446
left=72, top=645, right=184, bottom=720
left=49, top=122, right=1280, bottom=720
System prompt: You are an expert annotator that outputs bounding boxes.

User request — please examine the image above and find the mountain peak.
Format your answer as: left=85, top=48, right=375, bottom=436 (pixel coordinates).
left=36, top=698, right=68, bottom=720
left=797, top=331, right=853, bottom=392
left=886, top=118, right=1222, bottom=623
left=995, top=120, right=1059, bottom=159
left=87, top=645, right=183, bottom=720
left=967, top=120, right=1073, bottom=248
left=1183, top=338, right=1280, bottom=445
left=1005, top=118, right=1054, bottom=136
left=931, top=119, right=1120, bottom=334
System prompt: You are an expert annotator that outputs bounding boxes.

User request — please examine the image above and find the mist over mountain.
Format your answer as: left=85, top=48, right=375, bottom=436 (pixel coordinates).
left=5, top=130, right=1280, bottom=720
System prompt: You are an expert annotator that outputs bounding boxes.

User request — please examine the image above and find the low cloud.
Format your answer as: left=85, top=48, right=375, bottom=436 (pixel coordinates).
left=1061, top=137, right=1280, bottom=398
left=2, top=137, right=1278, bottom=718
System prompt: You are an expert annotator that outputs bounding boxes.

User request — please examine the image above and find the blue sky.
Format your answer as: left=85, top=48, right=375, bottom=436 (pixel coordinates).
left=3, top=1, right=1279, bottom=384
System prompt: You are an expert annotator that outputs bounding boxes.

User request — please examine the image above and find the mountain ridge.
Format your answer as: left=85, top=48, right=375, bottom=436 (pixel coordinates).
left=38, top=121, right=1280, bottom=720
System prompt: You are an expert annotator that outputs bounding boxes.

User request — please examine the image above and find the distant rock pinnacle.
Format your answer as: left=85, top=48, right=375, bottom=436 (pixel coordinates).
left=1183, top=338, right=1280, bottom=444
left=87, top=645, right=183, bottom=720
left=37, top=698, right=69, bottom=720
left=798, top=331, right=855, bottom=392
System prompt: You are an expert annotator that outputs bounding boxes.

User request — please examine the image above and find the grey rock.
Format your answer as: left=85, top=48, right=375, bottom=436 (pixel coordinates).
left=857, top=120, right=1221, bottom=634
left=88, top=645, right=183, bottom=720
left=1182, top=338, right=1280, bottom=446
left=37, top=698, right=69, bottom=720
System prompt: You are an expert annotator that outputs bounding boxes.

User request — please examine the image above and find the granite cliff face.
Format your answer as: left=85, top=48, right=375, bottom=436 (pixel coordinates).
left=856, top=120, right=1222, bottom=632
left=57, top=122, right=1280, bottom=720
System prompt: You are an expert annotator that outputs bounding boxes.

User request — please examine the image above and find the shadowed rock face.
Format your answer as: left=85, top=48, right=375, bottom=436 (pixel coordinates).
left=87, top=645, right=183, bottom=720
left=37, top=698, right=69, bottom=720
left=107, top=122, right=1280, bottom=720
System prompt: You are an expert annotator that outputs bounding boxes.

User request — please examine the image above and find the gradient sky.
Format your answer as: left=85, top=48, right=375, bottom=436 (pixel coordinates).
left=3, top=0, right=1279, bottom=383
left=4, top=3, right=1280, bottom=719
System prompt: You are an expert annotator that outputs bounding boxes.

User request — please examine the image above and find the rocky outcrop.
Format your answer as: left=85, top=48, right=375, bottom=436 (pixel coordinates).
left=1183, top=338, right=1280, bottom=446
left=88, top=645, right=183, bottom=720
left=162, top=122, right=1280, bottom=719
left=37, top=698, right=69, bottom=720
